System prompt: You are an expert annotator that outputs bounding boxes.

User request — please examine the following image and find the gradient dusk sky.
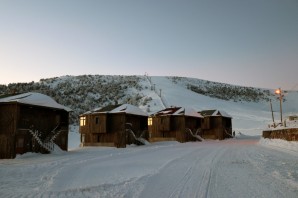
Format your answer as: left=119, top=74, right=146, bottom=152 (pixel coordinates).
left=0, top=0, right=297, bottom=90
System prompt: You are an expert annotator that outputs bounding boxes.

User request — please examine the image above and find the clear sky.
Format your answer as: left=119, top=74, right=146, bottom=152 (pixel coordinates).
left=0, top=0, right=297, bottom=90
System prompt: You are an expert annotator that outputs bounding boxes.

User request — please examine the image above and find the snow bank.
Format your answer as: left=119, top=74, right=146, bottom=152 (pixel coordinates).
left=259, top=138, right=298, bottom=154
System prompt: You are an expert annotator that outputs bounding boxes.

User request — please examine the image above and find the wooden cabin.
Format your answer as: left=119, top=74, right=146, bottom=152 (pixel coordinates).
left=0, top=92, right=71, bottom=159
left=148, top=107, right=203, bottom=143
left=200, top=110, right=232, bottom=140
left=79, top=104, right=148, bottom=148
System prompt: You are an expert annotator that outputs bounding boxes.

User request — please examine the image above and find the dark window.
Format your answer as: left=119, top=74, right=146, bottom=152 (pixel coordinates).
left=95, top=117, right=99, bottom=124
left=16, top=138, right=24, bottom=148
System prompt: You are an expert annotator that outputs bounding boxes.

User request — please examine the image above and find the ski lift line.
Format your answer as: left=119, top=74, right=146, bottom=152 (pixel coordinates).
left=144, top=75, right=167, bottom=108
left=144, top=75, right=152, bottom=86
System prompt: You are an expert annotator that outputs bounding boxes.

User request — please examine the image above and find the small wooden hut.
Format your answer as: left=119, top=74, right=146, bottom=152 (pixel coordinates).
left=148, top=107, right=203, bottom=142
left=0, top=92, right=71, bottom=159
left=79, top=104, right=148, bottom=148
left=200, top=110, right=232, bottom=140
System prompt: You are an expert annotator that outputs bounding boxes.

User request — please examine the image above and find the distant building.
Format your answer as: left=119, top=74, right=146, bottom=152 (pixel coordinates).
left=148, top=107, right=203, bottom=142
left=199, top=110, right=233, bottom=140
left=288, top=115, right=298, bottom=121
left=263, top=115, right=298, bottom=141
left=79, top=104, right=148, bottom=148
left=0, top=92, right=71, bottom=159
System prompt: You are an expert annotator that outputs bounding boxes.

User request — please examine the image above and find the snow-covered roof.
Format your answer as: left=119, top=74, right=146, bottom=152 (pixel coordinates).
left=152, top=107, right=203, bottom=118
left=173, top=107, right=203, bottom=118
left=110, top=104, right=148, bottom=116
left=213, top=110, right=232, bottom=118
left=82, top=104, right=148, bottom=117
left=200, top=109, right=232, bottom=118
left=0, top=92, right=71, bottom=112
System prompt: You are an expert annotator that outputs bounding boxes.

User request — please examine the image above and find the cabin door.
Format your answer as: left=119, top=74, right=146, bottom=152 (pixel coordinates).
left=0, top=135, right=10, bottom=158
left=15, top=136, right=25, bottom=154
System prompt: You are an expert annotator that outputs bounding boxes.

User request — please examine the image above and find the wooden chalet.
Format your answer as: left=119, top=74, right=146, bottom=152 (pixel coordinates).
left=200, top=110, right=232, bottom=140
left=0, top=92, right=71, bottom=159
left=148, top=107, right=203, bottom=143
left=79, top=104, right=148, bottom=148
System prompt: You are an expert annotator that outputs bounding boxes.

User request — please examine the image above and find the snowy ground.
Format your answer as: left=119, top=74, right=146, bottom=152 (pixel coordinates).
left=1, top=132, right=297, bottom=198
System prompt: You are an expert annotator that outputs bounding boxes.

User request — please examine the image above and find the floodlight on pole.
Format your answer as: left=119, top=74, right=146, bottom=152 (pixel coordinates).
left=275, top=88, right=283, bottom=126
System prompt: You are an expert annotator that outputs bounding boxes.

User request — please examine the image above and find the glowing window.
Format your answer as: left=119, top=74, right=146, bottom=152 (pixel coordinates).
left=80, top=116, right=86, bottom=126
left=148, top=117, right=153, bottom=126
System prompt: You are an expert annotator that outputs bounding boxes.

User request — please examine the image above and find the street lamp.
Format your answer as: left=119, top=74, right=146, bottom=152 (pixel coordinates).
left=275, top=88, right=283, bottom=126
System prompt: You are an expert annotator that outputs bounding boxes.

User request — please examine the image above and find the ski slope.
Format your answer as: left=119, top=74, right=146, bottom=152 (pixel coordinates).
left=141, top=76, right=298, bottom=135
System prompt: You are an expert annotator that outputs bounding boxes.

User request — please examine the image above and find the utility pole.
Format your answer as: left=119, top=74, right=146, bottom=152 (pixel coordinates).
left=269, top=99, right=275, bottom=127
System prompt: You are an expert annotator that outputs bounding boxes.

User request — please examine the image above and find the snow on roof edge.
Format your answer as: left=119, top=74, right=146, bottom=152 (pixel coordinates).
left=0, top=92, right=71, bottom=112
left=81, top=104, right=148, bottom=117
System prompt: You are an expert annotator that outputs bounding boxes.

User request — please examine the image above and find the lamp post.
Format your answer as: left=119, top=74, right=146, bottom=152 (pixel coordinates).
left=275, top=88, right=283, bottom=126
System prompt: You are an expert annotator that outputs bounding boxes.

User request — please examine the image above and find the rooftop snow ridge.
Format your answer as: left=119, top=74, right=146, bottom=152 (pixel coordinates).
left=0, top=92, right=71, bottom=112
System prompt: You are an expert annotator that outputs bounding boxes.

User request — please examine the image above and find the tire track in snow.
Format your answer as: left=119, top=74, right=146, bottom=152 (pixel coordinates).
left=2, top=139, right=298, bottom=197
left=168, top=156, right=201, bottom=198
left=197, top=146, right=227, bottom=198
left=140, top=144, right=227, bottom=198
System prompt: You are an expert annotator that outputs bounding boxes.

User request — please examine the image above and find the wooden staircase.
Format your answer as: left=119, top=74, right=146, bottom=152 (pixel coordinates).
left=28, top=125, right=64, bottom=153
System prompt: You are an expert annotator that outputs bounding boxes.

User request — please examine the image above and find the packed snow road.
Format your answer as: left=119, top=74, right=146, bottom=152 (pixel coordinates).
left=0, top=138, right=297, bottom=198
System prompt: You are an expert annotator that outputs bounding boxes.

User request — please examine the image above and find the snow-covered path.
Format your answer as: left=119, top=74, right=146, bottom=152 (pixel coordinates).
left=140, top=139, right=298, bottom=198
left=0, top=138, right=297, bottom=198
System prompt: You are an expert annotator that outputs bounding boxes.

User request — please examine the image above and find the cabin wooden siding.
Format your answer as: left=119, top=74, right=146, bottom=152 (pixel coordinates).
left=0, top=104, right=18, bottom=159
left=173, top=116, right=185, bottom=142
left=201, top=116, right=232, bottom=140
left=149, top=116, right=176, bottom=139
left=80, top=112, right=148, bottom=148
left=0, top=103, right=69, bottom=159
left=149, top=115, right=201, bottom=143
left=86, top=113, right=107, bottom=134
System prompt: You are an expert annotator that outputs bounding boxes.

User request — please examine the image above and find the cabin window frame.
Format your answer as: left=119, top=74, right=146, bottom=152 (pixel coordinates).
left=80, top=116, right=86, bottom=126
left=95, top=117, right=99, bottom=125
left=148, top=117, right=153, bottom=126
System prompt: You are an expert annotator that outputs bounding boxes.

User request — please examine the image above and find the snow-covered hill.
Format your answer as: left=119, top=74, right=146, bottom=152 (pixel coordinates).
left=1, top=75, right=298, bottom=135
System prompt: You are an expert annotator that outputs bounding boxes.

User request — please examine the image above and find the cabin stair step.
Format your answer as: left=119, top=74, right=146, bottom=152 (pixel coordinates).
left=186, top=128, right=204, bottom=141
left=28, top=129, right=55, bottom=152
left=125, top=123, right=150, bottom=146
